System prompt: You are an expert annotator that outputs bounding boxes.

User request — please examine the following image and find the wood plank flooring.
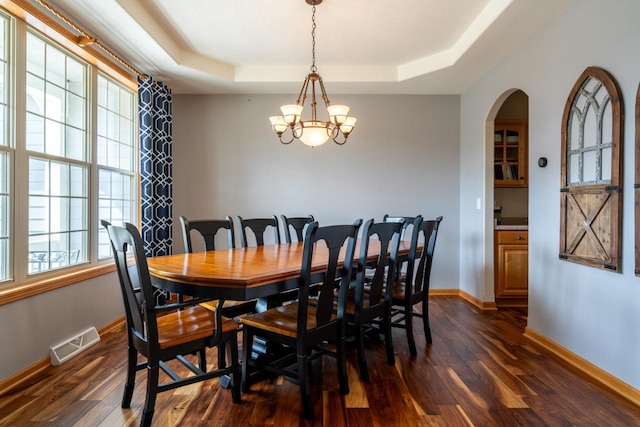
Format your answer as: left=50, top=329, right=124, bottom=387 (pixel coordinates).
left=1, top=296, right=639, bottom=426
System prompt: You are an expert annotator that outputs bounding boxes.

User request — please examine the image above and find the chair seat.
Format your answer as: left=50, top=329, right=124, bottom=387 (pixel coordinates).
left=240, top=303, right=337, bottom=339
left=156, top=306, right=238, bottom=349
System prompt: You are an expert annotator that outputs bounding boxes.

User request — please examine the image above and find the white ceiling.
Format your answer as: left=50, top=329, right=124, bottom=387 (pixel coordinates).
left=46, top=0, right=573, bottom=94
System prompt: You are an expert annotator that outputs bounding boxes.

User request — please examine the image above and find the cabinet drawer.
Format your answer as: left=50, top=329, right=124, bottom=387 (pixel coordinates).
left=496, top=231, right=528, bottom=244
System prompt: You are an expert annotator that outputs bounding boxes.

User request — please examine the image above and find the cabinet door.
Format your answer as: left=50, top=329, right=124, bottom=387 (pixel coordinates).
left=494, top=120, right=528, bottom=188
left=496, top=244, right=528, bottom=297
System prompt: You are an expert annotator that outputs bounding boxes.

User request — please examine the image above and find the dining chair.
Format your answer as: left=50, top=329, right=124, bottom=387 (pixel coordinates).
left=281, top=214, right=315, bottom=243
left=345, top=218, right=402, bottom=380
left=180, top=215, right=235, bottom=252
left=101, top=220, right=241, bottom=427
left=383, top=215, right=422, bottom=250
left=240, top=220, right=361, bottom=419
left=389, top=216, right=443, bottom=355
left=237, top=215, right=280, bottom=247
left=179, top=215, right=257, bottom=320
left=383, top=214, right=422, bottom=279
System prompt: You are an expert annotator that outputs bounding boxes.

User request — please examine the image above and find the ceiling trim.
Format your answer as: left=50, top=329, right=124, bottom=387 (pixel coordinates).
left=116, top=0, right=513, bottom=85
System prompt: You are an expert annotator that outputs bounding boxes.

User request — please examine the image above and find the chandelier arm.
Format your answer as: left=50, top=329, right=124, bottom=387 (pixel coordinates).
left=296, top=74, right=311, bottom=106
left=310, top=78, right=318, bottom=121
left=279, top=129, right=295, bottom=144
left=317, top=75, right=331, bottom=107
left=332, top=133, right=348, bottom=145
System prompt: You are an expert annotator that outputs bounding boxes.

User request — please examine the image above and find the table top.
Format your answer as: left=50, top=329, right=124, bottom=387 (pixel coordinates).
left=147, top=240, right=412, bottom=301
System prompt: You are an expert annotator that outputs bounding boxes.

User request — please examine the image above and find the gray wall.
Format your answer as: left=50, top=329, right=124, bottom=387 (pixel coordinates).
left=0, top=273, right=121, bottom=381
left=460, top=0, right=640, bottom=389
left=171, top=94, right=461, bottom=291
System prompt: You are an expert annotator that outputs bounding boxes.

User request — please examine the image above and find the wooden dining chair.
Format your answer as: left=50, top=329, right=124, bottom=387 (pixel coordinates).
left=237, top=215, right=280, bottom=247
left=180, top=215, right=235, bottom=252
left=389, top=216, right=443, bottom=355
left=345, top=218, right=402, bottom=380
left=383, top=214, right=422, bottom=279
left=240, top=220, right=361, bottom=419
left=101, top=220, right=241, bottom=427
left=281, top=214, right=315, bottom=243
left=179, top=215, right=257, bottom=320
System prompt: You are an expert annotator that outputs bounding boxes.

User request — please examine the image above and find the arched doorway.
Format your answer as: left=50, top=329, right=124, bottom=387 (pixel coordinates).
left=484, top=89, right=529, bottom=309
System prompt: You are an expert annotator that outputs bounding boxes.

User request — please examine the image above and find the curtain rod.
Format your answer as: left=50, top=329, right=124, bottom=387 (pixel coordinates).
left=34, top=0, right=147, bottom=81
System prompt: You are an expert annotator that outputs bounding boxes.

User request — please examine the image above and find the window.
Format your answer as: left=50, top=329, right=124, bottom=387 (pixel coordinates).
left=97, top=74, right=136, bottom=259
left=560, top=67, right=622, bottom=272
left=26, top=31, right=88, bottom=274
left=0, top=6, right=137, bottom=290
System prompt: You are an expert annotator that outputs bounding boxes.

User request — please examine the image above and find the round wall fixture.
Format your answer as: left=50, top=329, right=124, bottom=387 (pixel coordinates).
left=538, top=157, right=548, bottom=168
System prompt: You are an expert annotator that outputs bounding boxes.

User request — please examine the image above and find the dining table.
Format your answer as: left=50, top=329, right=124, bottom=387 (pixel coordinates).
left=146, top=240, right=416, bottom=306
left=147, top=239, right=419, bottom=380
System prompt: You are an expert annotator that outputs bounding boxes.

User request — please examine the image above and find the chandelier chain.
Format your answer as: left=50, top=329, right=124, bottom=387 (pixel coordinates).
left=310, top=5, right=317, bottom=73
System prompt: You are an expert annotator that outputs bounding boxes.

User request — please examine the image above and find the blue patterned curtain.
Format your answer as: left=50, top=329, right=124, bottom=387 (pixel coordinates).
left=138, top=75, right=173, bottom=257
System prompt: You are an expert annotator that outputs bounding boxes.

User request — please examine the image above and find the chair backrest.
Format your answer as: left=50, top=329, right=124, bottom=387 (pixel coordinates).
left=383, top=214, right=422, bottom=240
left=405, top=216, right=443, bottom=297
left=237, top=215, right=280, bottom=247
left=180, top=215, right=235, bottom=252
left=420, top=216, right=443, bottom=292
left=281, top=214, right=315, bottom=243
left=355, top=219, right=403, bottom=311
left=297, top=220, right=361, bottom=336
left=101, top=220, right=158, bottom=348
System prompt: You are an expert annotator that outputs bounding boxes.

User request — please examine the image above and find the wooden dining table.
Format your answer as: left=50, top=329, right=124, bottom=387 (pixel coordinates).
left=148, top=239, right=418, bottom=372
left=147, top=240, right=416, bottom=305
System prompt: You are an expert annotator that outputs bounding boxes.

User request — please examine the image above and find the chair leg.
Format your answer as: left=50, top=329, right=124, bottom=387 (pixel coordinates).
left=227, top=337, right=241, bottom=403
left=422, top=297, right=432, bottom=344
left=241, top=327, right=253, bottom=393
left=355, top=325, right=369, bottom=381
left=121, top=347, right=137, bottom=408
left=405, top=305, right=417, bottom=356
left=198, top=348, right=207, bottom=371
left=217, top=343, right=227, bottom=368
left=142, top=364, right=159, bottom=427
left=336, top=331, right=350, bottom=395
left=383, top=312, right=395, bottom=365
left=297, top=352, right=314, bottom=419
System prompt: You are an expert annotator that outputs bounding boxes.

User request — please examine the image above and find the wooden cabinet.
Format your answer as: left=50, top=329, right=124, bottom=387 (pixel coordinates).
left=495, top=230, right=528, bottom=306
left=494, top=119, right=528, bottom=187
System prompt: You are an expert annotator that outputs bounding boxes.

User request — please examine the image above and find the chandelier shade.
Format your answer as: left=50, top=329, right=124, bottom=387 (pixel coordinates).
left=270, top=0, right=356, bottom=147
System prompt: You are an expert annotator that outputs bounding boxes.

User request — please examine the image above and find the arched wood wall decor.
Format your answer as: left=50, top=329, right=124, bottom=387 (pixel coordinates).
left=560, top=66, right=623, bottom=272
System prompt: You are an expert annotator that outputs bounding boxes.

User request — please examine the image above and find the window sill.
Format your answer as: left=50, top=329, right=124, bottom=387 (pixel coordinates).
left=0, top=263, right=116, bottom=307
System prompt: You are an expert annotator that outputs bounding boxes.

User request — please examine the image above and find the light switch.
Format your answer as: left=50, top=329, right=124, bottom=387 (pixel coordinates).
left=476, top=198, right=482, bottom=210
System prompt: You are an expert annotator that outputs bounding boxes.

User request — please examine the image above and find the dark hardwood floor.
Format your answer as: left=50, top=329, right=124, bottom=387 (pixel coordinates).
left=1, top=296, right=639, bottom=426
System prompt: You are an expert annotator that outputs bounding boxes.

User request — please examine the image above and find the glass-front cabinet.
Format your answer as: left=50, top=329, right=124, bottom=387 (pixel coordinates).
left=494, top=119, right=528, bottom=187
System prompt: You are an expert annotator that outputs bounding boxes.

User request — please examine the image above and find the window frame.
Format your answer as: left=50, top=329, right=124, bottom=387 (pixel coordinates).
left=635, top=84, right=640, bottom=276
left=0, top=2, right=138, bottom=306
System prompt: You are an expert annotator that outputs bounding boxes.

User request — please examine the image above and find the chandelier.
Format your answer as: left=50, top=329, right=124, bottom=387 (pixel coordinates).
left=269, top=0, right=356, bottom=147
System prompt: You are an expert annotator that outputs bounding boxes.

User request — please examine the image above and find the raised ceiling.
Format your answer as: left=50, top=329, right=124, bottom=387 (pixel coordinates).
left=45, top=0, right=573, bottom=94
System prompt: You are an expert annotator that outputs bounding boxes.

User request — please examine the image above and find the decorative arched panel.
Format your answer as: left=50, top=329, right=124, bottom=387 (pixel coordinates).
left=560, top=67, right=623, bottom=272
